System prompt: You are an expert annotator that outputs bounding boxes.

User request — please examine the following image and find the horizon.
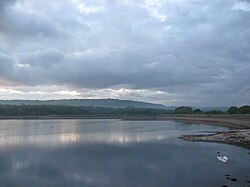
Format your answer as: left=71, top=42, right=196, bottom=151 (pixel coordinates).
left=1, top=0, right=250, bottom=106
left=0, top=98, right=237, bottom=108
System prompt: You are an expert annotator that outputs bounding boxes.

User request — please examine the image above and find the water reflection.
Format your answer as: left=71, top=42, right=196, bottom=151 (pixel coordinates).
left=0, top=120, right=249, bottom=187
left=0, top=119, right=231, bottom=148
left=0, top=120, right=80, bottom=147
left=0, top=120, right=175, bottom=147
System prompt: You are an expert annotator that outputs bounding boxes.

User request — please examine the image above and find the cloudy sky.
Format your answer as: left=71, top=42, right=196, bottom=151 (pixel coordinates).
left=0, top=0, right=250, bottom=106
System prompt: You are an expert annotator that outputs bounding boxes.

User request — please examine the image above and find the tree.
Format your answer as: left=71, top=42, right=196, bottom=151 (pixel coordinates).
left=193, top=109, right=202, bottom=113
left=227, top=106, right=238, bottom=114
left=174, top=106, right=193, bottom=114
left=238, top=106, right=250, bottom=114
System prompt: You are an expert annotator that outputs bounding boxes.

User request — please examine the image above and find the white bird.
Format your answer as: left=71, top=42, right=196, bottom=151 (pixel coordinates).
left=217, top=156, right=228, bottom=163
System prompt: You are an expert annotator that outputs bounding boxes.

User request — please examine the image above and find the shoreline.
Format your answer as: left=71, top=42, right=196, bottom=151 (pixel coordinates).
left=159, top=116, right=250, bottom=129
left=179, top=129, right=250, bottom=150
left=1, top=115, right=250, bottom=149
left=163, top=116, right=250, bottom=150
left=1, top=114, right=250, bottom=127
left=165, top=116, right=250, bottom=150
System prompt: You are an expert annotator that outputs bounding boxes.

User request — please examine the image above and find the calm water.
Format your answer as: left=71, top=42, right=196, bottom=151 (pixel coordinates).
left=0, top=119, right=249, bottom=187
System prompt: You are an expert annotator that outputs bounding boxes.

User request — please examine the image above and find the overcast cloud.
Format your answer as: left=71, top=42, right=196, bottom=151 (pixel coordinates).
left=0, top=0, right=250, bottom=106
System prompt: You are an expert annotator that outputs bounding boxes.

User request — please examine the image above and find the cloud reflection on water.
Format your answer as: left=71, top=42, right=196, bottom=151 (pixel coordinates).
left=0, top=119, right=170, bottom=148
left=1, top=120, right=246, bottom=187
left=0, top=131, right=168, bottom=147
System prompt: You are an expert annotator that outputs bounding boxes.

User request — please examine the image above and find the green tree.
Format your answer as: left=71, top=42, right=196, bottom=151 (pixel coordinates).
left=238, top=106, right=250, bottom=114
left=193, top=109, right=202, bottom=113
left=227, top=106, right=238, bottom=114
left=174, top=106, right=193, bottom=114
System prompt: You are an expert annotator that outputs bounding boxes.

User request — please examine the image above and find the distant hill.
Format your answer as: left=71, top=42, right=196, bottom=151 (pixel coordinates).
left=0, top=99, right=174, bottom=110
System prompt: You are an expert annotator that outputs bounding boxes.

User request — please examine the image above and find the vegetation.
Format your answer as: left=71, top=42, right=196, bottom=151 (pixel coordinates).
left=174, top=106, right=225, bottom=114
left=193, top=109, right=202, bottom=113
left=0, top=104, right=171, bottom=117
left=227, top=106, right=250, bottom=114
left=174, top=106, right=193, bottom=114
left=205, top=110, right=225, bottom=114
left=0, top=104, right=249, bottom=117
left=227, top=106, right=239, bottom=114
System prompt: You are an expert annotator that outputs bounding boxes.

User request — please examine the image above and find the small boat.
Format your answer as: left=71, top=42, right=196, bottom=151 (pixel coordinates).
left=217, top=156, right=228, bottom=163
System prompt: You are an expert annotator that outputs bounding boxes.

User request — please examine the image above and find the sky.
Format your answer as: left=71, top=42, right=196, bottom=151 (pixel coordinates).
left=0, top=0, right=250, bottom=106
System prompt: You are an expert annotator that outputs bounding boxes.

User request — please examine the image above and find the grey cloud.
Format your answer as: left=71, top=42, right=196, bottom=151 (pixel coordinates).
left=0, top=14, right=59, bottom=40
left=0, top=0, right=249, bottom=106
left=0, top=0, right=62, bottom=41
left=0, top=0, right=16, bottom=11
left=0, top=53, right=14, bottom=76
left=20, top=49, right=65, bottom=69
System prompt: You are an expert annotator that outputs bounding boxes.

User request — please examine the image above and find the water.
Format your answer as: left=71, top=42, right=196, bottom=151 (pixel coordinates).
left=0, top=119, right=249, bottom=187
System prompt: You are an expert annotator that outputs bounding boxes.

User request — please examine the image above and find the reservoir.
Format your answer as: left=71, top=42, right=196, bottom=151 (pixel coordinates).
left=0, top=119, right=249, bottom=186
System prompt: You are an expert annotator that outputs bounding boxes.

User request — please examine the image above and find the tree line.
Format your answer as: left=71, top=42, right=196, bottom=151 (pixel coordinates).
left=227, top=106, right=250, bottom=114
left=173, top=106, right=225, bottom=114
left=0, top=104, right=249, bottom=117
left=174, top=106, right=250, bottom=114
left=0, top=105, right=170, bottom=117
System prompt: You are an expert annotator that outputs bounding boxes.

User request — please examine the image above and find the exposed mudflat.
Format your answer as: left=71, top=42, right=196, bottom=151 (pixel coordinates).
left=180, top=129, right=250, bottom=149
left=164, top=115, right=250, bottom=129
left=173, top=115, right=250, bottom=149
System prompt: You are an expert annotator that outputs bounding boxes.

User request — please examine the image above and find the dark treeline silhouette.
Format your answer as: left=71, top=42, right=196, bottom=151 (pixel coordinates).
left=174, top=106, right=225, bottom=114
left=173, top=105, right=250, bottom=114
left=0, top=105, right=249, bottom=117
left=227, top=106, right=250, bottom=114
left=0, top=105, right=171, bottom=117
left=174, top=106, right=193, bottom=114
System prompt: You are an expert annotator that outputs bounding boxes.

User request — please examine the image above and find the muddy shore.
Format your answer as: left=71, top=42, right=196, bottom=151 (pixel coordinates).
left=125, top=115, right=250, bottom=149
left=172, top=115, right=250, bottom=150
left=157, top=115, right=250, bottom=129
left=180, top=129, right=250, bottom=149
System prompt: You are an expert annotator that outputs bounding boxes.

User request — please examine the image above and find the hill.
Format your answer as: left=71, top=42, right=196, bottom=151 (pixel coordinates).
left=0, top=99, right=174, bottom=110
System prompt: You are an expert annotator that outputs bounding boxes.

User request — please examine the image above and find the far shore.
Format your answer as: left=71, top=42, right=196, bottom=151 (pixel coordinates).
left=1, top=114, right=250, bottom=128
left=0, top=114, right=250, bottom=125
left=1, top=114, right=250, bottom=149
